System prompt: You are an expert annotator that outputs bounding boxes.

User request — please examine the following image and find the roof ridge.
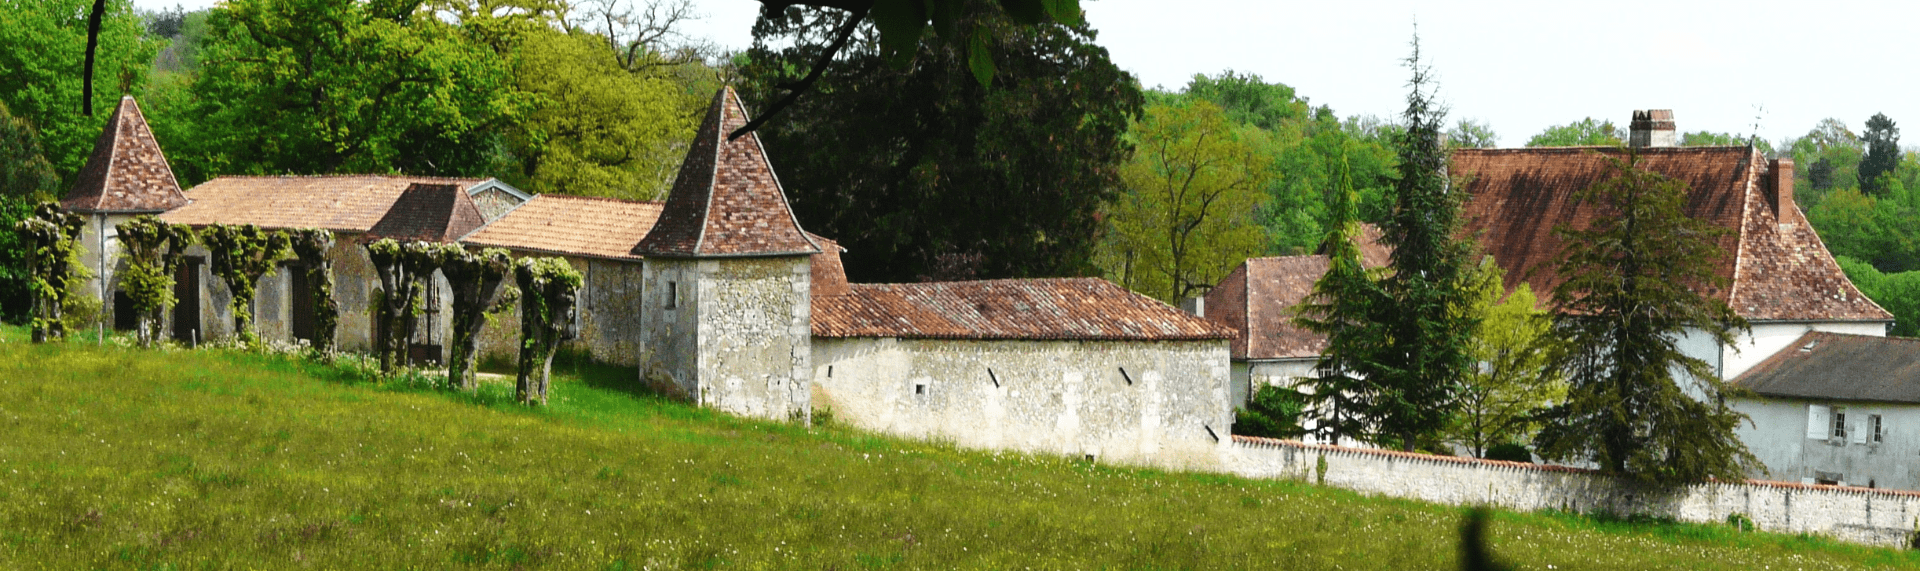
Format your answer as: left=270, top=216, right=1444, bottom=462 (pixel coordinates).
left=1726, top=148, right=1760, bottom=308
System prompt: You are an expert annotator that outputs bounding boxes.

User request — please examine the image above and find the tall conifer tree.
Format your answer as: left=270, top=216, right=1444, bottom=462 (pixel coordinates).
left=1294, top=153, right=1389, bottom=445
left=1860, top=113, right=1900, bottom=196
left=1533, top=149, right=1756, bottom=484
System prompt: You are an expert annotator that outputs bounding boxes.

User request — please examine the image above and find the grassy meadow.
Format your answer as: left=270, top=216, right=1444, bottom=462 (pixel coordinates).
left=0, top=326, right=1915, bottom=569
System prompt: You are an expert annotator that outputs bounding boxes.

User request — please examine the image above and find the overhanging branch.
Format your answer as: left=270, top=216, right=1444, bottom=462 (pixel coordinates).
left=728, top=5, right=869, bottom=141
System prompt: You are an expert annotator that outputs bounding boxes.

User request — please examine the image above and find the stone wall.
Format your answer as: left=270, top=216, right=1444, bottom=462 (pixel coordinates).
left=1225, top=436, right=1920, bottom=547
left=478, top=256, right=647, bottom=367
left=813, top=337, right=1232, bottom=469
left=640, top=256, right=812, bottom=420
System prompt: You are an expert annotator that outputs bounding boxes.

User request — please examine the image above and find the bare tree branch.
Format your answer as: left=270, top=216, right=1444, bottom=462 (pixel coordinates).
left=727, top=5, right=867, bottom=141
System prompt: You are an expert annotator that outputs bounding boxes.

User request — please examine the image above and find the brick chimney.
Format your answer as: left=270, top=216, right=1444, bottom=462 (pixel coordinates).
left=1629, top=109, right=1676, bottom=148
left=1769, top=158, right=1796, bottom=221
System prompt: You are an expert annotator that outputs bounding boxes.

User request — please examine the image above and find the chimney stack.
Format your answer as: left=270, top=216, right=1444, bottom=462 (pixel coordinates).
left=1769, top=158, right=1796, bottom=221
left=1181, top=296, right=1205, bottom=318
left=1629, top=109, right=1676, bottom=148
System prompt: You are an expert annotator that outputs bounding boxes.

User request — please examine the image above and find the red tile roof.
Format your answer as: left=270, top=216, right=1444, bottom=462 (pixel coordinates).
left=364, top=183, right=488, bottom=243
left=1735, top=332, right=1920, bottom=404
left=809, top=233, right=850, bottom=298
left=461, top=194, right=663, bottom=261
left=1455, top=146, right=1890, bottom=322
left=812, top=278, right=1234, bottom=341
left=633, top=87, right=819, bottom=258
left=1207, top=224, right=1390, bottom=361
left=160, top=175, right=487, bottom=232
left=60, top=96, right=188, bottom=213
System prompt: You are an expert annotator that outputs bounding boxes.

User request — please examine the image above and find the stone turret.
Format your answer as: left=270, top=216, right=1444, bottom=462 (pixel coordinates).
left=633, top=87, right=821, bottom=421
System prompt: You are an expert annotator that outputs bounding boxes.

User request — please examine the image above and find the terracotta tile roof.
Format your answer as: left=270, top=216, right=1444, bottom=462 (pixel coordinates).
left=461, top=194, right=663, bottom=261
left=1735, top=332, right=1920, bottom=404
left=1207, top=224, right=1391, bottom=361
left=160, top=175, right=486, bottom=232
left=1454, top=146, right=1890, bottom=322
left=809, top=233, right=850, bottom=298
left=364, top=183, right=488, bottom=243
left=812, top=277, right=1234, bottom=341
left=60, top=96, right=188, bottom=213
left=632, top=87, right=819, bottom=258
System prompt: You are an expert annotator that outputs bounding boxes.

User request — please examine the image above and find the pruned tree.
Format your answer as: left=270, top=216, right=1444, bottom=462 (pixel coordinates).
left=1370, top=34, right=1478, bottom=452
left=366, top=239, right=452, bottom=375
left=513, top=257, right=581, bottom=406
left=443, top=247, right=518, bottom=392
left=1293, top=156, right=1390, bottom=445
left=288, top=229, right=339, bottom=354
left=114, top=215, right=193, bottom=347
left=200, top=223, right=289, bottom=344
left=14, top=202, right=87, bottom=343
left=1533, top=149, right=1757, bottom=485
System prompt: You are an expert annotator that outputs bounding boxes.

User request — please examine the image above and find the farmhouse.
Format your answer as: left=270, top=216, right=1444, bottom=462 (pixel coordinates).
left=1204, top=224, right=1388, bottom=407
left=1732, top=332, right=1920, bottom=488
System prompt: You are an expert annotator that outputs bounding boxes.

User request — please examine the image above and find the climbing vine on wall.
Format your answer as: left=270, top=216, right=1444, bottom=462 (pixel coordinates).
left=200, top=223, right=290, bottom=344
left=443, top=247, right=518, bottom=392
left=514, top=256, right=581, bottom=406
left=289, top=229, right=340, bottom=354
left=115, top=216, right=195, bottom=348
left=13, top=202, right=87, bottom=343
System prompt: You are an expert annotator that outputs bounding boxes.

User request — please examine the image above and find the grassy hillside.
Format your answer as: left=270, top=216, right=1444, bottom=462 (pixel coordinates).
left=0, top=328, right=1914, bottom=569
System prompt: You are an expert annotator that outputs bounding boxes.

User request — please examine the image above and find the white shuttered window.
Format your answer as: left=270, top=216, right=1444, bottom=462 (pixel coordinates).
left=1807, top=404, right=1831, bottom=440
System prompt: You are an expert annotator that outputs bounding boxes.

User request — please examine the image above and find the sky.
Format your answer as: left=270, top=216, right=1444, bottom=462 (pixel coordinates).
left=135, top=0, right=1920, bottom=147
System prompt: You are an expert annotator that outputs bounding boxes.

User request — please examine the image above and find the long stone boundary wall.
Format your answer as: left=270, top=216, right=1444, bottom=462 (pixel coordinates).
left=1222, top=435, right=1920, bottom=547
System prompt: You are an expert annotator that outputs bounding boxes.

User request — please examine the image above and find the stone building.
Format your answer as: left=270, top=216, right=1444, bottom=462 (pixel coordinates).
left=810, top=272, right=1236, bottom=467
left=461, top=194, right=662, bottom=366
left=1732, top=332, right=1920, bottom=489
left=58, top=96, right=191, bottom=336
left=630, top=87, right=821, bottom=420
left=155, top=175, right=524, bottom=353
left=1204, top=225, right=1388, bottom=407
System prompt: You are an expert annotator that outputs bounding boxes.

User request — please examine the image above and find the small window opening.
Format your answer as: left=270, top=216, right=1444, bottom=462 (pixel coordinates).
left=1118, top=366, right=1134, bottom=385
left=915, top=384, right=927, bottom=395
left=826, top=365, right=833, bottom=378
left=1872, top=415, right=1884, bottom=443
left=1833, top=409, right=1848, bottom=440
left=665, top=281, right=678, bottom=309
left=987, top=368, right=1000, bottom=388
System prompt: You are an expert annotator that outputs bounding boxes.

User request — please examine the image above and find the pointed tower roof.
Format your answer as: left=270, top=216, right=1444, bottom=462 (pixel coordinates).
left=364, top=183, right=488, bottom=243
left=60, top=96, right=188, bottom=213
left=632, top=87, right=819, bottom=258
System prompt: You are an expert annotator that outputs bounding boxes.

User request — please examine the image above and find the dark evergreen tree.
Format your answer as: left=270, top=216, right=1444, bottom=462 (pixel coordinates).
left=740, top=3, right=1140, bottom=281
left=1533, top=149, right=1757, bottom=485
left=1293, top=155, right=1389, bottom=445
left=1370, top=35, right=1477, bottom=451
left=1861, top=113, right=1900, bottom=196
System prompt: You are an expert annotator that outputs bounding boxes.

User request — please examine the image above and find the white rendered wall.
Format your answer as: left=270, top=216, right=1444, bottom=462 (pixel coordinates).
left=813, top=337, right=1232, bottom=469
left=1734, top=397, right=1920, bottom=491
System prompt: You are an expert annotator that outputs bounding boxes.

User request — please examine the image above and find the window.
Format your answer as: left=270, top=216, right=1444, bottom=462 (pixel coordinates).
left=1872, top=415, right=1884, bottom=444
left=1807, top=404, right=1831, bottom=440
left=665, top=281, right=678, bottom=309
left=1832, top=408, right=1848, bottom=441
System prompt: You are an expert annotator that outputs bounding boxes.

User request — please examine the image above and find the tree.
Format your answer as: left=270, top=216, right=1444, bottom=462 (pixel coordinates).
left=1447, top=259, right=1563, bottom=459
left=443, top=247, right=517, bottom=392
left=0, top=101, right=59, bottom=201
left=1369, top=36, right=1478, bottom=452
left=1679, top=131, right=1773, bottom=155
left=1178, top=70, right=1314, bottom=132
left=1096, top=100, right=1271, bottom=303
left=15, top=203, right=88, bottom=342
left=288, top=229, right=339, bottom=354
left=1293, top=160, right=1389, bottom=445
left=0, top=0, right=159, bottom=183
left=1533, top=150, right=1756, bottom=484
left=1234, top=384, right=1309, bottom=439
left=1446, top=118, right=1498, bottom=149
left=1836, top=256, right=1920, bottom=338
left=113, top=215, right=193, bottom=347
left=1861, top=113, right=1900, bottom=196
left=200, top=223, right=288, bottom=344
left=514, top=256, right=580, bottom=406
left=157, top=0, right=528, bottom=182
left=1525, top=118, right=1621, bottom=147
left=741, top=4, right=1140, bottom=282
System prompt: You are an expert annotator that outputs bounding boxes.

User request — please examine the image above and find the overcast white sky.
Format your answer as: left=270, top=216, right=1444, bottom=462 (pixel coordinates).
left=136, top=0, right=1920, bottom=147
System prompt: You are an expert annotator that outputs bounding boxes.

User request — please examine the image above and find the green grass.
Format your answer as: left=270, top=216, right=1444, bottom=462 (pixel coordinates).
left=0, top=326, right=1916, bottom=569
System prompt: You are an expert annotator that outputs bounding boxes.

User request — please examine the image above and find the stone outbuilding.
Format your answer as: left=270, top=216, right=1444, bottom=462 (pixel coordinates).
left=631, top=87, right=822, bottom=420
left=58, top=95, right=191, bottom=336
left=1204, top=224, right=1388, bottom=407
left=461, top=194, right=663, bottom=366
left=810, top=272, right=1236, bottom=467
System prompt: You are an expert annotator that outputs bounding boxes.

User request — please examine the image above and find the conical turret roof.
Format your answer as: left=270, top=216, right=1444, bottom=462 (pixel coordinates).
left=60, top=96, right=188, bottom=213
left=632, top=87, right=819, bottom=258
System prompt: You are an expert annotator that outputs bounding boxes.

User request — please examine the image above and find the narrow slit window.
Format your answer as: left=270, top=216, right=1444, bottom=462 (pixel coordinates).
left=987, top=368, right=999, bottom=387
left=1118, top=367, right=1133, bottom=385
left=665, top=281, right=678, bottom=309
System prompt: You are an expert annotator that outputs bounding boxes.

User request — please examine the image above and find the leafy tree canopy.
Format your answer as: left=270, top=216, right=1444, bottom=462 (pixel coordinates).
left=741, top=4, right=1140, bottom=282
left=1446, top=259, right=1563, bottom=459
left=1861, top=113, right=1900, bottom=196
left=1524, top=117, right=1621, bottom=147
left=0, top=0, right=160, bottom=185
left=1835, top=255, right=1920, bottom=337
left=1445, top=118, right=1498, bottom=149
